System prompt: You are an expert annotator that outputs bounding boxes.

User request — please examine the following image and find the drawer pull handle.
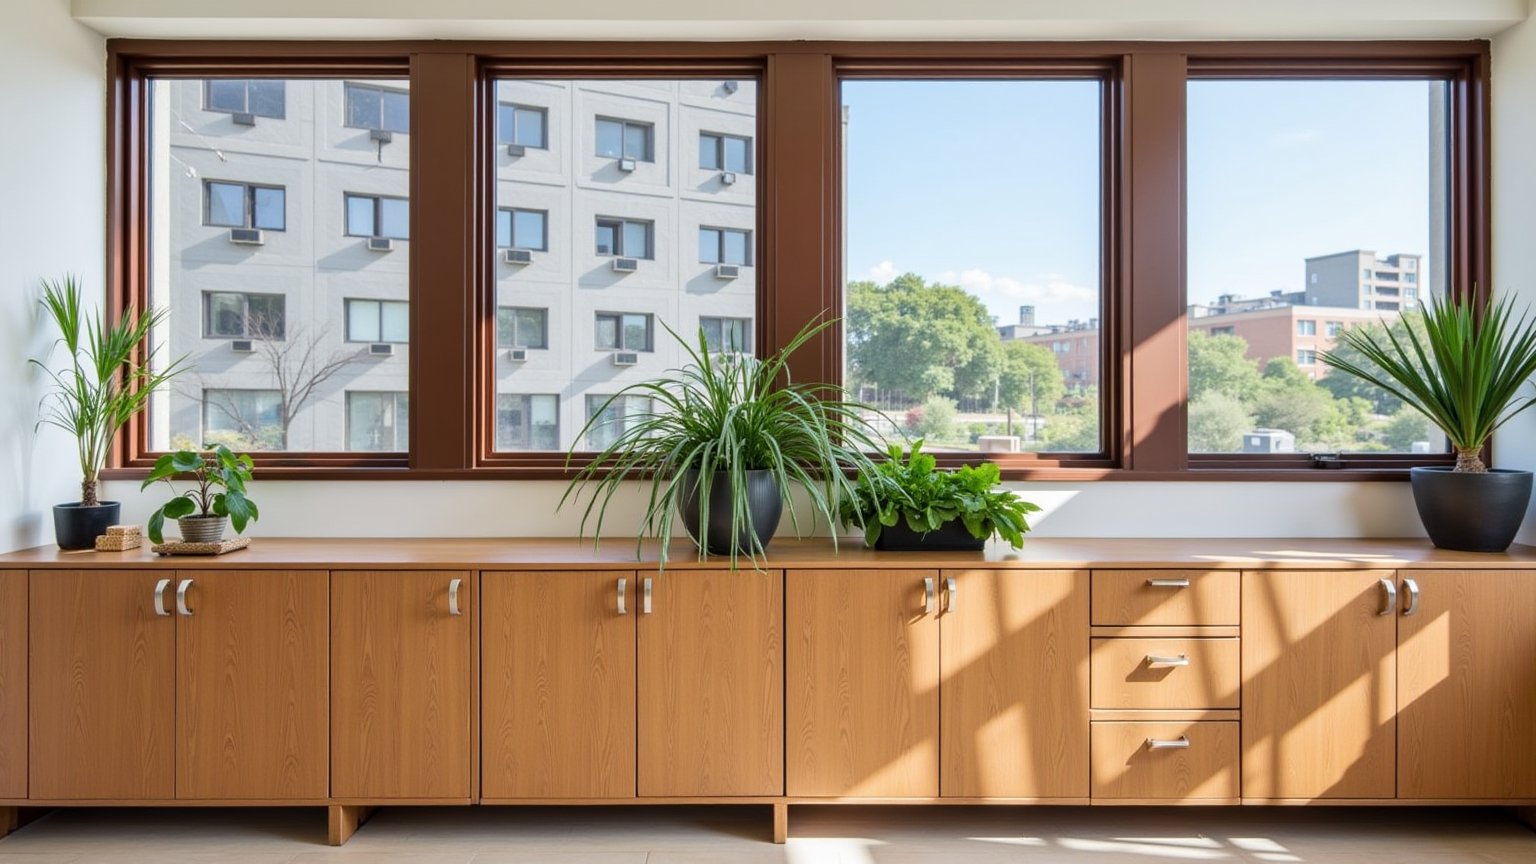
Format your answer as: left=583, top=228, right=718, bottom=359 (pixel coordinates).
left=1145, top=653, right=1190, bottom=668
left=1402, top=578, right=1420, bottom=616
left=943, top=577, right=957, bottom=614
left=642, top=577, right=653, bottom=614
left=1378, top=578, right=1397, bottom=616
left=1147, top=578, right=1191, bottom=588
left=448, top=578, right=463, bottom=616
left=1146, top=736, right=1191, bottom=750
left=175, top=578, right=194, bottom=616
left=617, top=577, right=628, bottom=615
left=923, top=577, right=935, bottom=616
left=153, top=578, right=172, bottom=617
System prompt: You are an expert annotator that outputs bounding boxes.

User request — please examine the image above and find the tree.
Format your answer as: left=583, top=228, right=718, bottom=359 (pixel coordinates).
left=1382, top=409, right=1438, bottom=452
left=908, top=395, right=959, bottom=442
left=1318, top=318, right=1410, bottom=415
left=201, top=315, right=361, bottom=450
left=1188, top=330, right=1261, bottom=403
left=846, top=273, right=1005, bottom=404
left=997, top=340, right=1065, bottom=416
left=1188, top=390, right=1253, bottom=453
left=1251, top=357, right=1344, bottom=445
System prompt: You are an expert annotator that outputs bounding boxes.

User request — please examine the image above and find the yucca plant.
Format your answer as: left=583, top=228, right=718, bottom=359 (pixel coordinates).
left=562, top=318, right=892, bottom=568
left=1321, top=293, right=1536, bottom=472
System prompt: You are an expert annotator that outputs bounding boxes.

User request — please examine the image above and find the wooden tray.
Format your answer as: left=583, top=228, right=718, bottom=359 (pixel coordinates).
left=152, top=536, right=251, bottom=556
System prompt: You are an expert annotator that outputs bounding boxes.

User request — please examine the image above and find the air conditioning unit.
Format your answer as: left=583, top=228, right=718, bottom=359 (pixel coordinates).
left=370, top=128, right=394, bottom=144
left=506, top=347, right=528, bottom=362
left=617, top=157, right=637, bottom=172
left=503, top=248, right=533, bottom=265
left=714, top=263, right=740, bottom=280
left=720, top=171, right=737, bottom=186
left=367, top=236, right=394, bottom=253
left=368, top=342, right=395, bottom=356
left=232, top=112, right=256, bottom=127
left=230, top=339, right=255, bottom=353
left=611, top=351, right=640, bottom=367
left=506, top=143, right=526, bottom=157
left=611, top=257, right=639, bottom=273
left=228, top=228, right=265, bottom=245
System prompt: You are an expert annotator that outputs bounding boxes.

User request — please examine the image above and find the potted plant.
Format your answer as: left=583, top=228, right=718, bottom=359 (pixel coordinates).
left=142, top=445, right=259, bottom=544
left=840, top=439, right=1042, bottom=550
left=562, top=318, right=890, bottom=567
left=32, top=276, right=185, bottom=549
left=1322, top=293, right=1536, bottom=552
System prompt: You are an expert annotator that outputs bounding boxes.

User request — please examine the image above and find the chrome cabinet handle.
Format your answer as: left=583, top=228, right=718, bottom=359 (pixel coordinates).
left=617, top=577, right=628, bottom=615
left=642, top=577, right=652, bottom=614
left=175, top=578, right=194, bottom=616
left=1146, top=736, right=1191, bottom=750
left=923, top=577, right=935, bottom=615
left=153, top=578, right=172, bottom=616
left=1145, top=653, right=1190, bottom=668
left=1378, top=578, right=1397, bottom=616
left=1403, top=578, right=1420, bottom=616
left=944, top=577, right=957, bottom=614
left=448, top=578, right=462, bottom=616
left=1147, top=578, right=1191, bottom=588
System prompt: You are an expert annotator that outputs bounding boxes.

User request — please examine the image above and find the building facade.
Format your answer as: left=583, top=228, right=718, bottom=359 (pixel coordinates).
left=1303, top=250, right=1424, bottom=312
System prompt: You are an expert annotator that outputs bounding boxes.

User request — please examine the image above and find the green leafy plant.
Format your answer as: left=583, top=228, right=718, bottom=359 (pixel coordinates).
left=840, top=439, right=1042, bottom=548
left=1321, top=293, right=1536, bottom=472
left=31, top=275, right=185, bottom=506
left=562, top=318, right=891, bottom=568
left=141, top=445, right=259, bottom=544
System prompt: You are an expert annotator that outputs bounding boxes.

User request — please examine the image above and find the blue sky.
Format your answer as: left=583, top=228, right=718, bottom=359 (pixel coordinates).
left=842, top=78, right=1438, bottom=328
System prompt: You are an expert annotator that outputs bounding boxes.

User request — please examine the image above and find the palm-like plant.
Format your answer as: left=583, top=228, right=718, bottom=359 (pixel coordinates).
left=32, top=276, right=186, bottom=505
left=1321, top=293, right=1536, bottom=472
left=562, top=318, right=891, bottom=568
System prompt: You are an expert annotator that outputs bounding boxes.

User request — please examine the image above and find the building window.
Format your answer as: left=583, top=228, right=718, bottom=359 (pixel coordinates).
left=204, top=79, right=285, bottom=119
left=346, top=391, right=409, bottom=451
left=585, top=395, right=652, bottom=450
left=497, top=306, right=548, bottom=349
left=496, top=208, right=548, bottom=251
left=1296, top=349, right=1317, bottom=366
left=345, top=193, right=409, bottom=239
left=1405, top=272, right=1418, bottom=284
left=1363, top=268, right=1373, bottom=281
left=700, top=317, right=752, bottom=354
left=595, top=117, right=653, bottom=161
left=595, top=218, right=653, bottom=258
left=1209, top=326, right=1235, bottom=337
left=1297, top=319, right=1317, bottom=336
left=496, top=394, right=559, bottom=451
left=497, top=103, right=547, bottom=149
left=699, top=227, right=751, bottom=265
left=1325, top=321, right=1343, bottom=337
left=202, top=388, right=283, bottom=451
left=344, top=82, right=410, bottom=134
left=205, top=181, right=285, bottom=230
left=345, top=299, right=409, bottom=343
left=699, top=132, right=752, bottom=173
left=595, top=312, right=653, bottom=352
left=203, top=292, right=286, bottom=339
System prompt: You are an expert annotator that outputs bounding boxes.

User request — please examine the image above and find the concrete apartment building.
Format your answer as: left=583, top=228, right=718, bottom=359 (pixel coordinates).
left=151, top=77, right=756, bottom=453
left=1303, top=250, right=1424, bottom=312
left=1188, top=296, right=1393, bottom=380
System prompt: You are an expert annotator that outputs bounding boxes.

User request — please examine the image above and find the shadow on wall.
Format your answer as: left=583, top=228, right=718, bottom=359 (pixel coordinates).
left=1, top=282, right=51, bottom=548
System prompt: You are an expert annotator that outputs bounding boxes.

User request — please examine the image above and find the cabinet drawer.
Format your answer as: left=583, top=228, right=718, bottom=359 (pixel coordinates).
left=1090, top=638, right=1239, bottom=709
left=1091, top=721, right=1239, bottom=799
left=1092, top=570, right=1238, bottom=626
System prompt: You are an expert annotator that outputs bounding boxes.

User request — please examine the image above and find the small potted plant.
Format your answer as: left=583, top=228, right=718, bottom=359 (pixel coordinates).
left=1322, top=293, right=1536, bottom=552
left=840, top=439, right=1042, bottom=551
left=142, top=445, right=259, bottom=544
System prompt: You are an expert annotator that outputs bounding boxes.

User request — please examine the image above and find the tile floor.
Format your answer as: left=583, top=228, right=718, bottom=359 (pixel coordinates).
left=0, top=805, right=1531, bottom=863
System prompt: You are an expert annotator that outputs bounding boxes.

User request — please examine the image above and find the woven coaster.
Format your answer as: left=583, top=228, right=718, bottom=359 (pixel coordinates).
left=151, top=536, right=252, bottom=556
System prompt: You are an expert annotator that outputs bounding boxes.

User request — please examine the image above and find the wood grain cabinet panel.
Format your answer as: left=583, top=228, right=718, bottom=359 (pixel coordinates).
left=175, top=570, right=329, bottom=800
left=1091, top=721, right=1239, bottom=799
left=29, top=569, right=175, bottom=800
left=940, top=569, right=1088, bottom=798
left=1397, top=569, right=1536, bottom=799
left=1090, top=637, right=1239, bottom=710
left=0, top=571, right=24, bottom=799
left=482, top=570, right=635, bottom=799
left=331, top=570, right=472, bottom=799
left=637, top=569, right=783, bottom=797
left=1091, top=570, right=1239, bottom=626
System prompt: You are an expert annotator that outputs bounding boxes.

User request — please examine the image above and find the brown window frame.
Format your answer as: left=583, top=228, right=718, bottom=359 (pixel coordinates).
left=104, top=40, right=1489, bottom=482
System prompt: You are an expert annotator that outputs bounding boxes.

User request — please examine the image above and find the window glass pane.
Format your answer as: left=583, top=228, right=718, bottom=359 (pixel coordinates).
left=247, top=80, right=286, bottom=118
left=1187, top=79, right=1449, bottom=455
left=246, top=293, right=286, bottom=339
left=252, top=186, right=285, bottom=230
left=596, top=118, right=623, bottom=157
left=723, top=229, right=748, bottom=266
left=206, top=80, right=246, bottom=113
left=595, top=315, right=619, bottom=350
left=346, top=391, right=406, bottom=451
left=516, top=308, right=547, bottom=348
left=202, top=389, right=283, bottom=450
left=346, top=85, right=381, bottom=129
left=700, top=133, right=721, bottom=170
left=516, top=107, right=546, bottom=148
left=379, top=197, right=409, bottom=239
left=205, top=293, right=244, bottom=337
left=381, top=301, right=409, bottom=343
left=382, top=90, right=410, bottom=134
left=346, top=195, right=374, bottom=236
left=699, top=228, right=720, bottom=264
left=595, top=221, right=617, bottom=255
left=347, top=300, right=380, bottom=342
left=622, top=314, right=650, bottom=350
left=495, top=209, right=512, bottom=248
left=624, top=123, right=649, bottom=160
left=623, top=221, right=650, bottom=259
left=843, top=80, right=1103, bottom=453
left=206, top=182, right=245, bottom=227
left=496, top=104, right=516, bottom=144
left=513, top=209, right=546, bottom=250
left=724, top=135, right=750, bottom=173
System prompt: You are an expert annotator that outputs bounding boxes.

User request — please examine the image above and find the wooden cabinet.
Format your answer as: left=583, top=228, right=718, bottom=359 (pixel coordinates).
left=1091, top=721, right=1239, bottom=800
left=0, top=571, right=24, bottom=799
left=637, top=569, right=782, bottom=797
left=1242, top=569, right=1397, bottom=799
left=331, top=570, right=472, bottom=799
left=1397, top=569, right=1536, bottom=799
left=482, top=570, right=635, bottom=799
left=1091, top=570, right=1239, bottom=626
left=1090, top=637, right=1240, bottom=710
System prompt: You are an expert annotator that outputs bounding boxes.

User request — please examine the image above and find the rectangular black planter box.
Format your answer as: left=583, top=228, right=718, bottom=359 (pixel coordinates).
left=873, top=519, right=986, bottom=551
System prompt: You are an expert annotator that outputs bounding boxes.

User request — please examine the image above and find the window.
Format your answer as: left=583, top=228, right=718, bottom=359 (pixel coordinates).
left=699, top=227, right=751, bottom=265
left=346, top=392, right=409, bottom=451
left=700, top=132, right=752, bottom=173
left=345, top=299, right=409, bottom=343
left=1297, top=320, right=1317, bottom=336
left=497, top=307, right=548, bottom=349
left=1325, top=321, right=1344, bottom=337
left=496, top=208, right=548, bottom=250
left=496, top=394, right=559, bottom=451
left=202, top=389, right=283, bottom=451
left=344, top=83, right=410, bottom=133
left=1405, top=272, right=1418, bottom=284
left=205, top=181, right=285, bottom=230
left=700, top=316, right=751, bottom=353
left=595, top=117, right=653, bottom=160
left=203, top=292, right=285, bottom=339
left=497, top=103, right=547, bottom=148
left=1296, top=349, right=1317, bottom=366
left=205, top=79, right=285, bottom=119
left=585, top=395, right=652, bottom=450
left=595, top=312, right=653, bottom=351
left=595, top=218, right=653, bottom=258
left=345, top=194, right=409, bottom=239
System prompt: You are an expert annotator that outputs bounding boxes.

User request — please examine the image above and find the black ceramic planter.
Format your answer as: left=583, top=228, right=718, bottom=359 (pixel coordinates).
left=874, top=518, right=986, bottom=552
left=678, top=469, right=784, bottom=556
left=53, top=501, right=121, bottom=551
left=1410, top=467, right=1532, bottom=553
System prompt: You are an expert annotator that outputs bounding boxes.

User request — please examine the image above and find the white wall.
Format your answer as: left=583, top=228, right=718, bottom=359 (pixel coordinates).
left=0, top=0, right=107, bottom=553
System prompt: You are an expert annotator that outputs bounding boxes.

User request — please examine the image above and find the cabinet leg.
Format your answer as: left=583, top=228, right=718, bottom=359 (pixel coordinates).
left=772, top=803, right=788, bottom=844
left=327, top=805, right=377, bottom=846
left=1513, top=807, right=1536, bottom=834
left=0, top=807, right=15, bottom=838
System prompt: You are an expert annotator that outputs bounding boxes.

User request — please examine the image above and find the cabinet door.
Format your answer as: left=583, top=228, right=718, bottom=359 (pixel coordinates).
left=788, top=569, right=940, bottom=797
left=941, top=569, right=1088, bottom=798
left=1398, top=569, right=1536, bottom=798
left=332, top=570, right=472, bottom=799
left=29, top=569, right=176, bottom=799
left=638, top=569, right=782, bottom=797
left=482, top=570, right=635, bottom=799
left=1242, top=569, right=1397, bottom=799
left=0, top=571, right=24, bottom=799
left=176, top=570, right=329, bottom=799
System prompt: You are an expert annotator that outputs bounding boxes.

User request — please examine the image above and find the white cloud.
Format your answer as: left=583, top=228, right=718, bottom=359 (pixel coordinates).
left=867, top=260, right=899, bottom=284
left=936, top=268, right=1096, bottom=308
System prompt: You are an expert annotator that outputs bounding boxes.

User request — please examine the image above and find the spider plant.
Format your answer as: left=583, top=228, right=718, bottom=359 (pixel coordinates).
left=561, top=317, right=893, bottom=568
left=1321, top=292, right=1536, bottom=472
